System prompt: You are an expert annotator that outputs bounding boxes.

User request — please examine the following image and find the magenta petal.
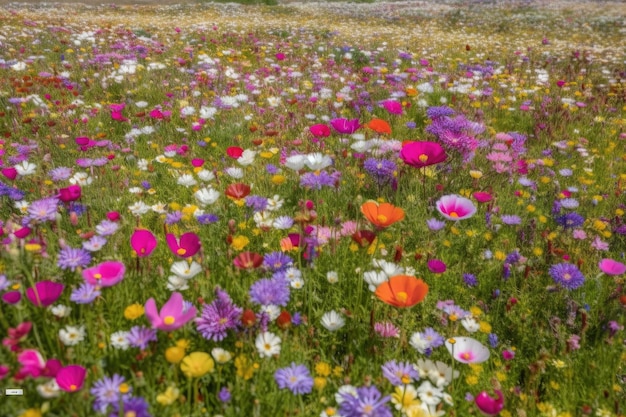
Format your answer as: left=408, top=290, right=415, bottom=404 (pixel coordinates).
left=144, top=298, right=161, bottom=329
left=599, top=259, right=626, bottom=275
left=165, top=233, right=180, bottom=254
left=160, top=292, right=184, bottom=319
left=2, top=291, right=21, bottom=304
left=56, top=365, right=87, bottom=392
left=42, top=358, right=63, bottom=377
left=131, top=229, right=157, bottom=257
left=475, top=390, right=504, bottom=416
left=179, top=232, right=201, bottom=257
left=26, top=281, right=64, bottom=307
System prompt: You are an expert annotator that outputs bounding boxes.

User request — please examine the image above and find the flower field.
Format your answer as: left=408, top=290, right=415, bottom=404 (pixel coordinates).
left=1, top=1, right=626, bottom=416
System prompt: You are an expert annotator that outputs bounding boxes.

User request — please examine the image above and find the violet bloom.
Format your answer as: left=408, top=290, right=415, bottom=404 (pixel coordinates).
left=166, top=232, right=201, bottom=258
left=274, top=363, right=314, bottom=395
left=127, top=326, right=157, bottom=350
left=26, top=281, right=64, bottom=307
left=245, top=195, right=269, bottom=212
left=263, top=252, right=294, bottom=272
left=427, top=259, right=446, bottom=274
left=145, top=292, right=197, bottom=332
left=27, top=197, right=59, bottom=223
left=57, top=247, right=92, bottom=271
left=501, top=215, right=521, bottom=225
left=49, top=167, right=73, bottom=182
left=82, top=261, right=125, bottom=287
left=374, top=322, right=400, bottom=338
left=339, top=385, right=392, bottom=417
left=463, top=273, right=478, bottom=287
left=549, top=263, right=585, bottom=290
left=381, top=360, right=419, bottom=386
left=300, top=170, right=340, bottom=190
left=195, top=289, right=242, bottom=341
left=70, top=283, right=101, bottom=304
left=330, top=118, right=360, bottom=134
left=555, top=212, right=584, bottom=229
left=91, top=374, right=130, bottom=413
left=249, top=278, right=291, bottom=307
left=426, top=218, right=446, bottom=231
left=436, top=195, right=477, bottom=221
left=109, top=396, right=152, bottom=417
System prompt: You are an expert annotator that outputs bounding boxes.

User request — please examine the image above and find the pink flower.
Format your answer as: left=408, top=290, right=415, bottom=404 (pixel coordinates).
left=26, top=281, right=64, bottom=307
left=58, top=185, right=81, bottom=202
left=16, top=349, right=45, bottom=378
left=502, top=349, right=515, bottom=361
left=591, top=236, right=609, bottom=251
left=472, top=192, right=493, bottom=203
left=475, top=390, right=504, bottom=416
left=2, top=291, right=21, bottom=304
left=330, top=118, right=360, bottom=134
left=427, top=259, right=447, bottom=274
left=166, top=232, right=201, bottom=258
left=436, top=195, right=477, bottom=221
left=56, top=365, right=87, bottom=392
left=130, top=229, right=157, bottom=257
left=0, top=365, right=9, bottom=380
left=400, top=141, right=447, bottom=169
left=382, top=100, right=403, bottom=115
left=2, top=322, right=32, bottom=351
left=598, top=258, right=626, bottom=275
left=106, top=211, right=120, bottom=221
left=82, top=261, right=126, bottom=287
left=145, top=292, right=197, bottom=332
left=309, top=124, right=331, bottom=138
left=445, top=336, right=490, bottom=364
left=572, top=229, right=587, bottom=240
left=1, top=167, right=17, bottom=180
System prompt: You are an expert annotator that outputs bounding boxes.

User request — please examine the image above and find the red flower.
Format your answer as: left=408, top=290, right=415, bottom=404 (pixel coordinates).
left=233, top=251, right=263, bottom=270
left=225, top=183, right=251, bottom=200
left=227, top=146, right=244, bottom=159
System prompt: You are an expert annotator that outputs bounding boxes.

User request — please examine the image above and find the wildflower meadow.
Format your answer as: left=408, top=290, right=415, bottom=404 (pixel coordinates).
left=0, top=1, right=625, bottom=416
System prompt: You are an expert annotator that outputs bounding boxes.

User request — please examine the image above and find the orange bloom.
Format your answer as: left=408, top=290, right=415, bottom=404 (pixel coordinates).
left=360, top=201, right=405, bottom=228
left=375, top=275, right=428, bottom=308
left=367, top=119, right=392, bottom=135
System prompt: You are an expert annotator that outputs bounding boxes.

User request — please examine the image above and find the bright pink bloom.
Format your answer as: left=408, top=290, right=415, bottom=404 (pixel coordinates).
left=475, top=390, right=504, bottom=416
left=16, top=349, right=45, bottom=378
left=26, top=281, right=64, bottom=307
left=382, top=100, right=403, bottom=115
left=427, top=259, right=447, bottom=274
left=436, top=195, right=477, bottom=221
left=275, top=52, right=285, bottom=61
left=0, top=365, right=9, bottom=380
left=14, top=227, right=31, bottom=238
left=191, top=158, right=205, bottom=167
left=42, top=358, right=62, bottom=378
left=400, top=141, right=447, bottom=168
left=330, top=118, right=360, bottom=134
left=309, top=124, right=331, bottom=138
left=2, top=291, right=21, bottom=304
left=82, top=261, right=126, bottom=287
left=472, top=192, right=493, bottom=203
left=227, top=146, right=244, bottom=159
left=599, top=258, right=626, bottom=275
left=145, top=292, right=197, bottom=332
left=166, top=232, right=201, bottom=258
left=56, top=365, right=87, bottom=392
left=1, top=167, right=17, bottom=180
left=106, top=211, right=120, bottom=221
left=130, top=229, right=157, bottom=257
left=2, top=322, right=32, bottom=351
left=502, top=349, right=515, bottom=361
left=58, top=185, right=81, bottom=202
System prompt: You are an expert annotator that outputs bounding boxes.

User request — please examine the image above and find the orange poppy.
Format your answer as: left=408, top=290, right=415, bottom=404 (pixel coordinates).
left=360, top=201, right=405, bottom=228
left=367, top=118, right=392, bottom=135
left=375, top=275, right=428, bottom=308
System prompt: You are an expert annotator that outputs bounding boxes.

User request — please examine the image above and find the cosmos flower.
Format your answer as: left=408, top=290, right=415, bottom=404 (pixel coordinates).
left=436, top=195, right=477, bottom=221
left=145, top=292, right=197, bottom=332
left=55, top=365, right=87, bottom=393
left=82, top=261, right=125, bottom=287
left=320, top=310, right=345, bottom=331
left=330, top=118, right=360, bottom=134
left=598, top=258, right=626, bottom=275
left=445, top=337, right=490, bottom=364
left=400, top=141, right=447, bottom=168
left=26, top=281, right=64, bottom=307
left=361, top=201, right=405, bottom=228
left=375, top=275, right=428, bottom=308
left=166, top=232, right=201, bottom=258
left=475, top=390, right=505, bottom=416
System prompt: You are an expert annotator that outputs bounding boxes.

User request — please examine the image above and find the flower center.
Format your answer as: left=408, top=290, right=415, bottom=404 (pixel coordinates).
left=376, top=214, right=388, bottom=223
left=563, top=273, right=571, bottom=281
left=164, top=316, right=175, bottom=325
left=125, top=412, right=137, bottom=417
left=177, top=248, right=187, bottom=256
left=418, top=154, right=429, bottom=163
left=460, top=351, right=474, bottom=361
left=449, top=211, right=459, bottom=218
left=264, top=343, right=271, bottom=351
left=363, top=405, right=373, bottom=413
left=70, top=384, right=77, bottom=391
left=119, top=383, right=130, bottom=394
left=396, top=291, right=408, bottom=303
left=94, top=273, right=102, bottom=279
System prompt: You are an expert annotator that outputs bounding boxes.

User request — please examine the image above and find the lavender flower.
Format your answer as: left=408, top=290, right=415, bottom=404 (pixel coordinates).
left=299, top=170, right=340, bottom=190
left=426, top=218, right=446, bottom=231
left=109, top=396, right=151, bottom=417
left=96, top=220, right=119, bottom=236
left=549, top=263, right=585, bottom=290
left=249, top=278, right=290, bottom=307
left=165, top=211, right=182, bottom=225
left=263, top=252, right=294, bottom=272
left=195, top=289, right=242, bottom=341
left=70, top=283, right=101, bottom=304
left=488, top=333, right=499, bottom=348
left=463, top=273, right=478, bottom=287
left=245, top=195, right=269, bottom=212
left=91, top=374, right=130, bottom=413
left=555, top=212, right=585, bottom=229
left=57, top=247, right=92, bottom=271
left=274, top=363, right=314, bottom=395
left=197, top=213, right=219, bottom=225
left=501, top=215, right=521, bottom=225
left=127, top=326, right=157, bottom=350
left=27, top=197, right=59, bottom=223
left=49, top=167, right=73, bottom=182
left=218, top=387, right=231, bottom=403
left=381, top=360, right=419, bottom=386
left=339, top=386, right=392, bottom=417
left=363, top=158, right=397, bottom=184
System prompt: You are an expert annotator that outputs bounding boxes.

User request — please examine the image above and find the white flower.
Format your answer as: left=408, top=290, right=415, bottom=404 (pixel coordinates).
left=266, top=195, right=284, bottom=211
left=170, top=260, right=203, bottom=279
left=199, top=106, right=217, bottom=119
left=320, top=310, right=345, bottom=331
left=416, top=380, right=443, bottom=406
left=211, top=347, right=233, bottom=364
left=135, top=101, right=148, bottom=108
left=177, top=174, right=197, bottom=187
left=180, top=106, right=196, bottom=117
left=11, top=61, right=27, bottom=71
left=267, top=96, right=281, bottom=107
left=14, top=201, right=30, bottom=214
left=327, top=271, right=339, bottom=284
left=237, top=150, right=256, bottom=166
left=197, top=169, right=215, bottom=182
left=253, top=211, right=273, bottom=228
left=425, top=360, right=459, bottom=388
left=166, top=275, right=189, bottom=291
left=304, top=153, right=333, bottom=171
left=272, top=216, right=294, bottom=230
left=69, top=172, right=93, bottom=186
left=15, top=160, right=37, bottom=176
left=194, top=188, right=220, bottom=206
left=49, top=304, right=72, bottom=318
left=372, top=259, right=404, bottom=277
left=128, top=187, right=143, bottom=194
left=285, top=154, right=306, bottom=171
left=59, top=325, right=86, bottom=346
left=128, top=201, right=150, bottom=216
left=410, top=332, right=430, bottom=354
left=363, top=270, right=388, bottom=292
left=260, top=304, right=280, bottom=321
left=290, top=277, right=304, bottom=289
left=110, top=331, right=130, bottom=350
left=255, top=331, right=281, bottom=358
left=461, top=317, right=480, bottom=333
left=224, top=167, right=244, bottom=179
left=37, top=379, right=61, bottom=398
left=137, top=159, right=149, bottom=171
left=151, top=203, right=167, bottom=214
left=335, top=385, right=357, bottom=404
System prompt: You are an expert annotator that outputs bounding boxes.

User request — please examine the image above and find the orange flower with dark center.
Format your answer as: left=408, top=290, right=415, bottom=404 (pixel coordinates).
left=375, top=275, right=428, bottom=308
left=360, top=201, right=405, bottom=228
left=367, top=119, right=392, bottom=135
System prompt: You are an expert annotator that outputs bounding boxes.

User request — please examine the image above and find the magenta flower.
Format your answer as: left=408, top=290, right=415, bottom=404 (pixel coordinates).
left=58, top=185, right=81, bottom=202
left=598, top=258, right=626, bottom=275
left=330, top=118, right=360, bottom=134
left=475, top=390, right=504, bottom=416
left=382, top=100, right=403, bottom=115
left=82, top=261, right=126, bottom=287
left=130, top=229, right=157, bottom=257
left=145, top=292, right=197, bottom=332
left=1, top=167, right=17, bottom=180
left=16, top=349, right=45, bottom=378
left=56, top=365, right=87, bottom=392
left=2, top=291, right=21, bottom=304
left=309, top=124, right=331, bottom=138
left=436, top=195, right=477, bottom=221
left=427, top=259, right=447, bottom=274
left=26, top=281, right=64, bottom=307
left=445, top=336, right=490, bottom=364
left=166, top=232, right=201, bottom=258
left=400, top=141, right=447, bottom=168
left=472, top=192, right=493, bottom=203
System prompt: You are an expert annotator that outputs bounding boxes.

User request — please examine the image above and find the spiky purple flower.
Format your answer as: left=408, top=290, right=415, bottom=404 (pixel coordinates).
left=339, top=385, right=392, bottom=417
left=381, top=360, right=419, bottom=386
left=57, top=247, right=92, bottom=271
left=249, top=277, right=290, bottom=307
left=126, top=326, right=157, bottom=350
left=195, top=289, right=242, bottom=341
left=274, top=363, right=314, bottom=395
left=549, top=263, right=585, bottom=290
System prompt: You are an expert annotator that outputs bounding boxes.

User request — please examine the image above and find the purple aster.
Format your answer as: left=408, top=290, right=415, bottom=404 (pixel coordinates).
left=109, top=396, right=151, bottom=417
left=49, top=167, right=73, bottom=182
left=265, top=164, right=279, bottom=174
left=197, top=213, right=219, bottom=225
left=291, top=312, right=303, bottom=326
left=91, top=374, right=130, bottom=413
left=299, top=170, right=340, bottom=190
left=374, top=322, right=400, bottom=338
left=274, top=363, right=314, bottom=395
left=27, top=197, right=59, bottom=223
left=363, top=158, right=397, bottom=184
left=127, top=326, right=157, bottom=350
left=83, top=235, right=107, bottom=252
left=70, top=282, right=101, bottom=304
left=505, top=251, right=521, bottom=265
left=381, top=360, right=419, bottom=386
left=245, top=195, right=269, bottom=212
left=501, top=215, right=522, bottom=225
left=549, top=263, right=585, bottom=290
left=57, top=247, right=92, bottom=271
left=422, top=327, right=444, bottom=348
left=426, top=106, right=455, bottom=120
left=0, top=275, right=10, bottom=292
left=95, top=220, right=119, bottom=236
left=249, top=277, right=290, bottom=307
left=141, top=181, right=151, bottom=190
left=463, top=273, right=478, bottom=287
left=426, top=218, right=446, bottom=231
left=263, top=252, right=294, bottom=272
left=218, top=387, right=231, bottom=403
left=406, top=121, right=417, bottom=129
left=195, top=288, right=242, bottom=341
left=165, top=211, right=182, bottom=225
left=555, top=212, right=585, bottom=229
left=339, top=385, right=392, bottom=417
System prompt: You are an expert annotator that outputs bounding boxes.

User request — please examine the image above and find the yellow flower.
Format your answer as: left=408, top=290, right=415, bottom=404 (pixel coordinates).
left=533, top=247, right=543, bottom=256
left=479, top=321, right=492, bottom=333
left=180, top=352, right=214, bottom=378
left=526, top=204, right=536, bottom=213
left=166, top=346, right=186, bottom=364
left=500, top=411, right=512, bottom=417
left=465, top=375, right=479, bottom=385
left=315, top=362, right=331, bottom=377
left=235, top=355, right=256, bottom=380
left=124, top=303, right=144, bottom=320
left=549, top=380, right=560, bottom=390
left=391, top=385, right=421, bottom=413
left=494, top=251, right=506, bottom=261
left=551, top=359, right=566, bottom=369
left=314, top=377, right=327, bottom=391
left=470, top=306, right=483, bottom=317
left=156, top=386, right=180, bottom=405
left=231, top=235, right=250, bottom=251
left=19, top=410, right=42, bottom=417
left=176, top=339, right=190, bottom=349
left=332, top=366, right=344, bottom=378
left=271, top=174, right=286, bottom=185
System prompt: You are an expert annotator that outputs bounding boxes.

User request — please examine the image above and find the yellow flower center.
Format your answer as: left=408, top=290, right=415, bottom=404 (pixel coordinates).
left=177, top=248, right=187, bottom=256
left=418, top=154, right=429, bottom=163
left=119, top=383, right=130, bottom=394
left=563, top=273, right=571, bottom=280
left=125, top=412, right=137, bottom=417
left=164, top=316, right=175, bottom=325
left=70, top=384, right=77, bottom=391
left=94, top=273, right=102, bottom=279
left=449, top=211, right=459, bottom=218
left=461, top=352, right=472, bottom=360
left=396, top=291, right=408, bottom=303
left=376, top=214, right=388, bottom=223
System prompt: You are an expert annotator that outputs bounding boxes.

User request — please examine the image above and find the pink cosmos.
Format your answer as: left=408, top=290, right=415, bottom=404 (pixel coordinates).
left=502, top=349, right=515, bottom=361
left=309, top=124, right=331, bottom=138
left=436, top=195, right=477, bottom=221
left=400, top=141, right=447, bottom=169
left=56, top=365, right=87, bottom=392
left=82, top=261, right=126, bottom=287
left=166, top=232, right=201, bottom=258
left=1, top=167, right=17, bottom=180
left=16, top=349, right=45, bottom=378
left=191, top=158, right=205, bottom=168
left=427, top=259, right=447, bottom=274
left=445, top=336, right=490, bottom=364
left=275, top=52, right=285, bottom=61
left=14, top=226, right=31, bottom=238
left=26, top=281, right=64, bottom=307
left=130, top=229, right=158, bottom=257
left=330, top=118, right=360, bottom=134
left=472, top=192, right=493, bottom=203
left=598, top=258, right=626, bottom=275
left=145, top=292, right=197, bottom=332
left=58, top=185, right=81, bottom=202
left=475, top=390, right=504, bottom=416
left=382, top=100, right=403, bottom=115
left=106, top=211, right=120, bottom=221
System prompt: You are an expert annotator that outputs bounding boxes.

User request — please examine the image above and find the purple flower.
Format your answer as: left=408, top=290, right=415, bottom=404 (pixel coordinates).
left=49, top=167, right=73, bottom=182
left=197, top=213, right=219, bottom=225
left=426, top=106, right=455, bottom=119
left=339, top=385, right=392, bottom=417
left=274, top=363, right=314, bottom=395
left=555, top=212, right=584, bottom=229
left=27, top=197, right=59, bottom=223
left=263, top=252, right=294, bottom=272
left=96, top=220, right=119, bottom=236
left=374, top=322, right=400, bottom=338
left=218, top=387, right=231, bottom=403
left=299, top=170, right=340, bottom=190
left=127, top=326, right=157, bottom=350
left=505, top=251, right=521, bottom=265
left=426, top=218, right=446, bottom=231
left=381, top=360, right=419, bottom=386
left=165, top=211, right=182, bottom=225
left=422, top=327, right=444, bottom=348
left=245, top=195, right=269, bottom=212
left=57, top=247, right=92, bottom=271
left=488, top=333, right=499, bottom=348
left=363, top=158, right=397, bottom=184
left=109, top=396, right=151, bottom=417
left=549, top=263, right=585, bottom=290
left=463, top=273, right=478, bottom=287
left=70, top=283, right=100, bottom=304
left=249, top=278, right=290, bottom=307
left=91, top=374, right=130, bottom=413
left=501, top=215, right=521, bottom=225
left=195, top=289, right=242, bottom=341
